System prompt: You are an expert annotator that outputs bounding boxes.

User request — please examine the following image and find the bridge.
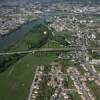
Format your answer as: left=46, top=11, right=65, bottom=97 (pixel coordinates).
left=0, top=48, right=77, bottom=56
left=0, top=47, right=99, bottom=56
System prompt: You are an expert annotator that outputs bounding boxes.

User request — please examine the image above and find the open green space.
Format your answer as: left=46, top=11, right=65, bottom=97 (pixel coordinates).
left=0, top=52, right=57, bottom=100
left=10, top=23, right=51, bottom=52
left=54, top=35, right=69, bottom=47
left=0, top=20, right=87, bottom=100
left=0, top=22, right=57, bottom=100
left=43, top=31, right=73, bottom=48
left=0, top=23, right=51, bottom=72
left=43, top=40, right=61, bottom=48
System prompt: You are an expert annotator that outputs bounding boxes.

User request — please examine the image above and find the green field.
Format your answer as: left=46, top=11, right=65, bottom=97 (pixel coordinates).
left=43, top=40, right=61, bottom=48
left=0, top=22, right=88, bottom=100
left=0, top=23, right=51, bottom=72
left=10, top=23, right=51, bottom=52
left=0, top=52, right=57, bottom=100
left=0, top=22, right=57, bottom=100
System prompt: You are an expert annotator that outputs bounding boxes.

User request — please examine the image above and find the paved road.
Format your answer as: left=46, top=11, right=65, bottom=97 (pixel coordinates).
left=0, top=48, right=77, bottom=56
left=28, top=66, right=40, bottom=100
left=0, top=46, right=99, bottom=56
left=0, top=47, right=100, bottom=56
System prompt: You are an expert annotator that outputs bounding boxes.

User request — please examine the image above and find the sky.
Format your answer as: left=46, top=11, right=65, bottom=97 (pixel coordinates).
left=0, top=0, right=100, bottom=4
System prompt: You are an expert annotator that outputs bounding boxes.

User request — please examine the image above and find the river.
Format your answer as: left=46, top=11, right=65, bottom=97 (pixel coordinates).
left=0, top=19, right=44, bottom=51
left=0, top=11, right=66, bottom=51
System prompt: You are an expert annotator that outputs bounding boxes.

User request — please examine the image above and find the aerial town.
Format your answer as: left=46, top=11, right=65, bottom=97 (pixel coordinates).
left=0, top=0, right=100, bottom=100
